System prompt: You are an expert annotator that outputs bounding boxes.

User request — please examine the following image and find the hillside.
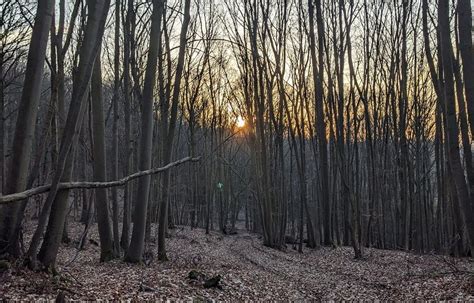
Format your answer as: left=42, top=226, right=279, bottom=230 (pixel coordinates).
left=1, top=222, right=472, bottom=301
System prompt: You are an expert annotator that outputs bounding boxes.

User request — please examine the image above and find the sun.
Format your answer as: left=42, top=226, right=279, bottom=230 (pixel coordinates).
left=236, top=116, right=246, bottom=128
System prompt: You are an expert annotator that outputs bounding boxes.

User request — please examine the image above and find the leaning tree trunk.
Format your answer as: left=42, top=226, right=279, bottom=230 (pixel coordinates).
left=35, top=0, right=111, bottom=270
left=0, top=0, right=55, bottom=257
left=36, top=121, right=85, bottom=269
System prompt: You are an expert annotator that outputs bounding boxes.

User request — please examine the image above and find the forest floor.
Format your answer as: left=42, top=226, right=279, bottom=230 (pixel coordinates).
left=1, top=221, right=473, bottom=301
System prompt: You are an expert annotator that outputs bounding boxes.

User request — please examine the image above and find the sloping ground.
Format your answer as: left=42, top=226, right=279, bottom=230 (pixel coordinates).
left=1, top=222, right=473, bottom=301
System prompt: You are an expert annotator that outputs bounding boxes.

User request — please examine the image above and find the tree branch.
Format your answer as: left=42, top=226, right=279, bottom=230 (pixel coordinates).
left=0, top=156, right=200, bottom=204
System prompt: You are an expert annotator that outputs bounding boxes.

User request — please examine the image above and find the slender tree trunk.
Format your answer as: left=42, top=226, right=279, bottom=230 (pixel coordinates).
left=438, top=0, right=474, bottom=254
left=157, top=0, right=191, bottom=261
left=457, top=0, right=474, bottom=140
left=0, top=51, right=4, bottom=195
left=121, top=0, right=134, bottom=251
left=90, top=52, right=115, bottom=261
left=399, top=0, right=411, bottom=251
left=308, top=0, right=326, bottom=247
left=111, top=0, right=121, bottom=256
left=37, top=108, right=86, bottom=269
left=0, top=0, right=55, bottom=257
left=125, top=0, right=164, bottom=263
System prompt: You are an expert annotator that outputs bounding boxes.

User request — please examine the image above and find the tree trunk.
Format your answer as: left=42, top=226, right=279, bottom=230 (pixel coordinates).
left=120, top=0, right=134, bottom=252
left=35, top=0, right=111, bottom=269
left=111, top=0, right=121, bottom=256
left=308, top=0, right=327, bottom=247
left=90, top=52, right=115, bottom=261
left=438, top=0, right=474, bottom=254
left=0, top=0, right=55, bottom=257
left=457, top=0, right=474, bottom=140
left=157, top=0, right=191, bottom=261
left=125, top=0, right=164, bottom=263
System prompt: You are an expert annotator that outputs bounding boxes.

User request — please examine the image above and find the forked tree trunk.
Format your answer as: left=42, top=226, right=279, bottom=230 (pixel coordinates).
left=35, top=0, right=111, bottom=269
left=125, top=0, right=164, bottom=263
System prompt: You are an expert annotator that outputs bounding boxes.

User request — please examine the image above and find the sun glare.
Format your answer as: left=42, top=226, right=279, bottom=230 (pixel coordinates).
left=236, top=116, right=246, bottom=128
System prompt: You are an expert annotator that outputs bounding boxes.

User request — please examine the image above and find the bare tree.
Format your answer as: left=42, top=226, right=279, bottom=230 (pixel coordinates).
left=0, top=0, right=55, bottom=257
left=125, top=0, right=164, bottom=263
left=156, top=0, right=192, bottom=261
left=35, top=0, right=112, bottom=269
left=437, top=0, right=474, bottom=254
left=91, top=51, right=115, bottom=261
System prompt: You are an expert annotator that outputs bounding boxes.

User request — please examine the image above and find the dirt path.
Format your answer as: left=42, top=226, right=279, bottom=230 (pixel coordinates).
left=226, top=233, right=325, bottom=299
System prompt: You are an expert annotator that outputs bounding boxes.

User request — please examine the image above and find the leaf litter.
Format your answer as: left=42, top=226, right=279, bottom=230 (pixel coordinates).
left=0, top=222, right=472, bottom=301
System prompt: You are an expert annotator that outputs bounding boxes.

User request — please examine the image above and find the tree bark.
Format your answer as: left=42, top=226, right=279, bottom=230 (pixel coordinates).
left=120, top=0, right=134, bottom=252
left=35, top=0, right=111, bottom=269
left=125, top=0, right=164, bottom=263
left=157, top=0, right=191, bottom=261
left=91, top=52, right=115, bottom=261
left=111, top=0, right=121, bottom=256
left=308, top=0, right=327, bottom=247
left=438, top=0, right=474, bottom=254
left=0, top=0, right=55, bottom=257
left=457, top=0, right=474, bottom=140
left=0, top=157, right=198, bottom=204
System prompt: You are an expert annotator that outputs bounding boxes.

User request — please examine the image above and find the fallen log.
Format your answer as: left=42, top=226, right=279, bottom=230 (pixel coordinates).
left=0, top=156, right=200, bottom=204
